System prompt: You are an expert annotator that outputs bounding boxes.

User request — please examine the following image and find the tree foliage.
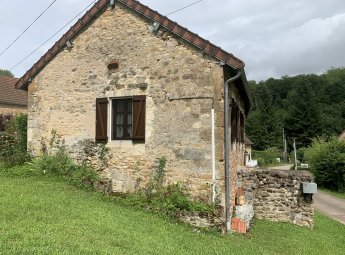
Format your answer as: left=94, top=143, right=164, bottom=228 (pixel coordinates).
left=305, top=138, right=345, bottom=192
left=0, top=69, right=14, bottom=77
left=246, top=67, right=345, bottom=150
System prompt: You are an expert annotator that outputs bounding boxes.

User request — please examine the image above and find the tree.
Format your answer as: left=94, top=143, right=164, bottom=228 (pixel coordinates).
left=246, top=67, right=345, bottom=151
left=0, top=69, right=14, bottom=77
left=246, top=84, right=282, bottom=150
left=284, top=77, right=322, bottom=148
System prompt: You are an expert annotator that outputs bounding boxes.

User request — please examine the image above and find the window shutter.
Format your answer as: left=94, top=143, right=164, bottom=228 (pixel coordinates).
left=231, top=104, right=238, bottom=144
left=132, top=95, right=146, bottom=140
left=95, top=98, right=108, bottom=142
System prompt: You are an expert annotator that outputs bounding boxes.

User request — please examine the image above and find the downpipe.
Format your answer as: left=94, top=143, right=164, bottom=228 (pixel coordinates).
left=224, top=70, right=242, bottom=233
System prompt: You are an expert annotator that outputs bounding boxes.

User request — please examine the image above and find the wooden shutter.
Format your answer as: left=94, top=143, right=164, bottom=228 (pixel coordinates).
left=95, top=98, right=108, bottom=142
left=240, top=112, right=245, bottom=142
left=132, top=95, right=146, bottom=140
left=231, top=103, right=238, bottom=144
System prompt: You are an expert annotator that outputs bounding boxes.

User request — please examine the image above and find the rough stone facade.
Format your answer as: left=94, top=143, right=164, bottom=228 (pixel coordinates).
left=237, top=168, right=315, bottom=227
left=26, top=4, right=247, bottom=209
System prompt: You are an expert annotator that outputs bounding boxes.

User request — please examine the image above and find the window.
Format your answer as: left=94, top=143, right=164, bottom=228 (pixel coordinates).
left=112, top=98, right=133, bottom=139
left=230, top=99, right=245, bottom=144
left=95, top=96, right=146, bottom=142
left=231, top=102, right=238, bottom=144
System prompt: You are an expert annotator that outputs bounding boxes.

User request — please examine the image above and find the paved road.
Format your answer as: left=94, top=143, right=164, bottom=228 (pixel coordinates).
left=268, top=164, right=293, bottom=170
left=314, top=191, right=345, bottom=224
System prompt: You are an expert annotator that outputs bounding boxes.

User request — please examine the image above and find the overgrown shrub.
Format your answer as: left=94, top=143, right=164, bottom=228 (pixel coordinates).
left=0, top=113, right=13, bottom=132
left=253, top=147, right=281, bottom=167
left=31, top=149, right=98, bottom=189
left=305, top=138, right=345, bottom=192
left=0, top=114, right=30, bottom=167
left=128, top=157, right=215, bottom=215
left=296, top=147, right=307, bottom=163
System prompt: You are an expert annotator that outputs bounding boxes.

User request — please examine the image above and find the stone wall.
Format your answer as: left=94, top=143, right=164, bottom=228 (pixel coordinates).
left=237, top=169, right=314, bottom=227
left=26, top=4, right=246, bottom=209
left=0, top=104, right=27, bottom=114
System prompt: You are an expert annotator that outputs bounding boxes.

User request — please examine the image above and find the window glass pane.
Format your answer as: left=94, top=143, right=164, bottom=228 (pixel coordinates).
left=127, top=101, right=132, bottom=112
left=117, top=101, right=124, bottom=112
left=127, top=113, right=132, bottom=125
left=116, top=114, right=123, bottom=125
left=116, top=126, right=123, bottom=138
left=127, top=126, right=132, bottom=137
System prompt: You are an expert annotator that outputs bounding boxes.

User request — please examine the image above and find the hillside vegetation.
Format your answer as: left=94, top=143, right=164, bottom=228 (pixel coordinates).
left=246, top=67, right=345, bottom=150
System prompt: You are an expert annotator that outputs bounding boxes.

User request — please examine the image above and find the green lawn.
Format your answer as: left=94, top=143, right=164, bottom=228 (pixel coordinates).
left=1, top=174, right=345, bottom=254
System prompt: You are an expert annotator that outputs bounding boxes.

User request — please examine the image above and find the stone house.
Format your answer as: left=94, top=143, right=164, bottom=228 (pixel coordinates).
left=0, top=76, right=27, bottom=115
left=15, top=0, right=252, bottom=229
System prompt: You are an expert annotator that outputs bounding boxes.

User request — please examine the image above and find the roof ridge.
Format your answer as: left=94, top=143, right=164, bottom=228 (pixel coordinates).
left=16, top=0, right=245, bottom=90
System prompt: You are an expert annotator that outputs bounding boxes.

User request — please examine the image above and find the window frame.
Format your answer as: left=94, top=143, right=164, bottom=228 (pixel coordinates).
left=108, top=96, right=146, bottom=142
left=111, top=97, right=133, bottom=141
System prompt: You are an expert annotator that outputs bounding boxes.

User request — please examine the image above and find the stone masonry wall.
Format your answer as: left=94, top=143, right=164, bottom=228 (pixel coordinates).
left=26, top=4, right=246, bottom=208
left=237, top=169, right=314, bottom=227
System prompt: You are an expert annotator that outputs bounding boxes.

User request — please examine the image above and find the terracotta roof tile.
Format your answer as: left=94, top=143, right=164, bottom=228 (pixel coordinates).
left=16, top=0, right=246, bottom=90
left=0, top=76, right=27, bottom=106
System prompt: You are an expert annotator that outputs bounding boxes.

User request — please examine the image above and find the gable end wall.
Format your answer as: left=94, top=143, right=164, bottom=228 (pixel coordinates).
left=27, top=5, right=245, bottom=205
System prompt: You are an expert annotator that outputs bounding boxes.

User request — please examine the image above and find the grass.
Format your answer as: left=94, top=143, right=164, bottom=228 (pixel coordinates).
left=1, top=167, right=345, bottom=254
left=319, top=188, right=345, bottom=200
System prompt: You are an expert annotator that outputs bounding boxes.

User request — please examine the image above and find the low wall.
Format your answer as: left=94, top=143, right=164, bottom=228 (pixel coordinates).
left=237, top=168, right=314, bottom=227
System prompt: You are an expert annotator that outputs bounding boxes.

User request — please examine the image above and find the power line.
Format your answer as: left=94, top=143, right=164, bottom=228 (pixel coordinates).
left=166, top=0, right=204, bottom=16
left=10, top=0, right=97, bottom=71
left=0, top=0, right=57, bottom=57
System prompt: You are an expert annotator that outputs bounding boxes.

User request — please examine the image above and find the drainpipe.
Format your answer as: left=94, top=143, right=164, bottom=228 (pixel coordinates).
left=224, top=70, right=242, bottom=234
left=211, top=107, right=216, bottom=204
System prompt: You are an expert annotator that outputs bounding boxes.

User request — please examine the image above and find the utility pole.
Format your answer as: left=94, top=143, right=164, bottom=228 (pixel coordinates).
left=283, top=128, right=287, bottom=162
left=293, top=138, right=297, bottom=171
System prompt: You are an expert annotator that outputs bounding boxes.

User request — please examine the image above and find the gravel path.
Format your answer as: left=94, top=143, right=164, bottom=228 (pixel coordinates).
left=314, top=191, right=345, bottom=225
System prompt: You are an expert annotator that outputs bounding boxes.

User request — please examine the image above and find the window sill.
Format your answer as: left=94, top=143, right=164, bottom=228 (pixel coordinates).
left=106, top=140, right=145, bottom=152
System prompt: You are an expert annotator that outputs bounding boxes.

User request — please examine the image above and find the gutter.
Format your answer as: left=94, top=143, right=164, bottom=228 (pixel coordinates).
left=224, top=69, right=242, bottom=234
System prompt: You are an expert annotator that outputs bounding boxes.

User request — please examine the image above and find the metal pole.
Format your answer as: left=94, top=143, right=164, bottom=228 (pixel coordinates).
left=224, top=70, right=242, bottom=234
left=293, top=138, right=297, bottom=170
left=283, top=128, right=287, bottom=162
left=211, top=108, right=216, bottom=203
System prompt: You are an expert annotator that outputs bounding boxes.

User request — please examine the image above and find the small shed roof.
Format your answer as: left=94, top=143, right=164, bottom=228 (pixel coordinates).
left=244, top=136, right=254, bottom=145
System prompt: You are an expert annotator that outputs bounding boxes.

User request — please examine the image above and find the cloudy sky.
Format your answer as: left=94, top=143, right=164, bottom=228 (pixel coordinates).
left=0, top=0, right=345, bottom=81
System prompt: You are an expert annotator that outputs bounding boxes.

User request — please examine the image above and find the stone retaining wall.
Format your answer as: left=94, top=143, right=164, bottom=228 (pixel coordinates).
left=237, top=169, right=314, bottom=227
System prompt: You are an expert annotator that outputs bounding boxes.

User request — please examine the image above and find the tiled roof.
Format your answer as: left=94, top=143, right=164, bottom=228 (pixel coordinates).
left=16, top=0, right=246, bottom=90
left=0, top=76, right=27, bottom=106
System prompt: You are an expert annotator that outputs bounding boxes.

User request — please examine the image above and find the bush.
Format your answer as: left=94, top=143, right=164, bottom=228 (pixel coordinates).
left=143, top=182, right=213, bottom=214
left=125, top=157, right=215, bottom=215
left=0, top=113, right=13, bottom=132
left=31, top=150, right=98, bottom=189
left=305, top=138, right=345, bottom=192
left=0, top=114, right=30, bottom=167
left=253, top=147, right=281, bottom=167
left=296, top=147, right=307, bottom=162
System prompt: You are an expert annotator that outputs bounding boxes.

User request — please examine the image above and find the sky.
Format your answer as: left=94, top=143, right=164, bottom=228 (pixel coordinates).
left=0, top=0, right=345, bottom=81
